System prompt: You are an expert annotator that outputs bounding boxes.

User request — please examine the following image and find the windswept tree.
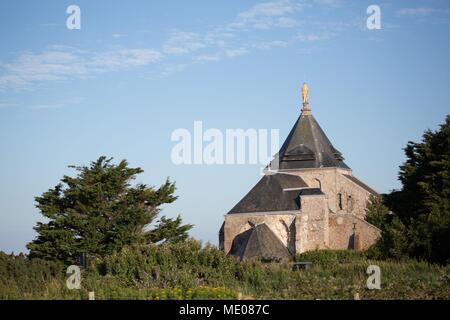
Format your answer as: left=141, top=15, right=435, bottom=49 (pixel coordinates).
left=27, top=156, right=193, bottom=264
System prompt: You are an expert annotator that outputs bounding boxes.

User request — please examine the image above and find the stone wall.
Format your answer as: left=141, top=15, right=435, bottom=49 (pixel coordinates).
left=288, top=168, right=374, bottom=218
left=222, top=213, right=297, bottom=254
left=295, top=194, right=329, bottom=253
left=221, top=169, right=380, bottom=256
left=328, top=214, right=381, bottom=250
left=289, top=168, right=346, bottom=214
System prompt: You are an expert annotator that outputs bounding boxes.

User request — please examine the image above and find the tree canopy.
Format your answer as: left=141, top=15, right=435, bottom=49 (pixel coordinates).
left=27, top=156, right=193, bottom=264
left=369, top=115, right=449, bottom=263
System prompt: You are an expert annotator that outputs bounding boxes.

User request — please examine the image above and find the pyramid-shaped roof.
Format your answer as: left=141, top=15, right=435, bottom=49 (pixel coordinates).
left=275, top=101, right=349, bottom=170
left=229, top=223, right=292, bottom=261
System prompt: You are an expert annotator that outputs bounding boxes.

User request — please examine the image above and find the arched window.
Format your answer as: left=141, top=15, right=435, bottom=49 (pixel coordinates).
left=338, top=193, right=343, bottom=210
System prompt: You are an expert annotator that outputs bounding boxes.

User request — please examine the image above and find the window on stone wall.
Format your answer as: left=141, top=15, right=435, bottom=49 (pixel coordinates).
left=338, top=193, right=343, bottom=210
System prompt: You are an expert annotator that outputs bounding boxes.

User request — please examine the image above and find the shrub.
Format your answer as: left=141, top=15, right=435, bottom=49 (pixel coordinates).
left=0, top=252, right=64, bottom=299
left=1, top=246, right=449, bottom=300
left=295, top=250, right=365, bottom=266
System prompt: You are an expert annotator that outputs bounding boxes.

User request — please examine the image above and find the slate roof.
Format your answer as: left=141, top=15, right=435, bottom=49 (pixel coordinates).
left=343, top=174, right=378, bottom=195
left=299, top=188, right=324, bottom=196
left=227, top=173, right=308, bottom=214
left=229, top=223, right=292, bottom=261
left=276, top=112, right=350, bottom=170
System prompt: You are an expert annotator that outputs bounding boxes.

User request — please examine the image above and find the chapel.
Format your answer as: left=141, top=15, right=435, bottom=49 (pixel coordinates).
left=219, top=83, right=381, bottom=260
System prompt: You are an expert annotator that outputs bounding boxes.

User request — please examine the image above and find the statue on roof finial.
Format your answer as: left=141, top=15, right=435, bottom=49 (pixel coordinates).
left=302, top=82, right=309, bottom=104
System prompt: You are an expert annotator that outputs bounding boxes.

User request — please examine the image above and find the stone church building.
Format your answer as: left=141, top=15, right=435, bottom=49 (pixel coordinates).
left=219, top=83, right=381, bottom=260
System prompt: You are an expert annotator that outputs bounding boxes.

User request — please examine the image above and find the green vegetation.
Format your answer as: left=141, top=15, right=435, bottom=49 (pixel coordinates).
left=27, top=156, right=192, bottom=265
left=367, top=115, right=450, bottom=263
left=1, top=245, right=449, bottom=300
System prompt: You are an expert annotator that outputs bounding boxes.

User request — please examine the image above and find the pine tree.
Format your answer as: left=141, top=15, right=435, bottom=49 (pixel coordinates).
left=27, top=156, right=193, bottom=264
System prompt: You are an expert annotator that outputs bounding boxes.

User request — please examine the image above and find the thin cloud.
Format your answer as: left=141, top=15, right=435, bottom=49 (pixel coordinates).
left=229, top=0, right=303, bottom=31
left=159, top=1, right=304, bottom=68
left=312, top=0, right=344, bottom=8
left=112, top=33, right=127, bottom=38
left=28, top=97, right=83, bottom=111
left=0, top=0, right=353, bottom=87
left=0, top=47, right=162, bottom=90
left=163, top=31, right=207, bottom=55
left=89, top=49, right=162, bottom=70
left=0, top=102, right=18, bottom=109
left=252, top=40, right=288, bottom=49
left=29, top=103, right=65, bottom=110
left=195, top=54, right=222, bottom=62
left=239, top=1, right=301, bottom=19
left=397, top=7, right=449, bottom=16
left=225, top=47, right=249, bottom=58
left=38, top=23, right=59, bottom=27
left=296, top=33, right=330, bottom=41
left=159, top=63, right=191, bottom=78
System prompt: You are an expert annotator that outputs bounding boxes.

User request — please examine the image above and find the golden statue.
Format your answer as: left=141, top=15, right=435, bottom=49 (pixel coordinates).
left=302, top=82, right=309, bottom=104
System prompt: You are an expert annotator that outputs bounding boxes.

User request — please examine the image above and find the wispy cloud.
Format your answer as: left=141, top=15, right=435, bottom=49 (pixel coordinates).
left=160, top=1, right=303, bottom=64
left=90, top=49, right=162, bottom=70
left=28, top=97, right=83, bottom=111
left=0, top=47, right=162, bottom=90
left=29, top=103, right=65, bottom=110
left=159, top=63, right=191, bottom=77
left=225, top=47, right=249, bottom=58
left=38, top=23, right=59, bottom=27
left=252, top=40, right=288, bottom=50
left=0, top=97, right=83, bottom=111
left=397, top=7, right=450, bottom=16
left=0, top=102, right=18, bottom=109
left=163, top=31, right=207, bottom=55
left=228, top=0, right=303, bottom=31
left=239, top=1, right=301, bottom=19
left=312, top=0, right=343, bottom=8
left=1, top=0, right=353, bottom=89
left=195, top=54, right=222, bottom=63
left=112, top=33, right=127, bottom=38
left=296, top=33, right=331, bottom=41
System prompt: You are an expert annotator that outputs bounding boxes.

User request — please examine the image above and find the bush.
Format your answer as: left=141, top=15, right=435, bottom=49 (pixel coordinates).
left=100, top=240, right=241, bottom=290
left=0, top=252, right=65, bottom=299
left=1, top=246, right=449, bottom=300
left=295, top=250, right=365, bottom=266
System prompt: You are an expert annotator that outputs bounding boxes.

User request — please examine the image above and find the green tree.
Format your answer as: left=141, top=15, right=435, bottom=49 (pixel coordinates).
left=365, top=195, right=390, bottom=229
left=148, top=215, right=192, bottom=244
left=385, top=115, right=450, bottom=263
left=365, top=195, right=408, bottom=259
left=27, top=156, right=193, bottom=264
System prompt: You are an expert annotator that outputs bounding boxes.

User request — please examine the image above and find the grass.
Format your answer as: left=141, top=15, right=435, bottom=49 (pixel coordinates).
left=1, top=242, right=448, bottom=300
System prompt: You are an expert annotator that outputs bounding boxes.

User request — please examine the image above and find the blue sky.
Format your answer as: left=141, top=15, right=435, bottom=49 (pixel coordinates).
left=0, top=0, right=449, bottom=253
